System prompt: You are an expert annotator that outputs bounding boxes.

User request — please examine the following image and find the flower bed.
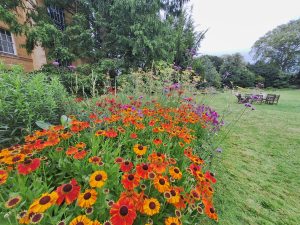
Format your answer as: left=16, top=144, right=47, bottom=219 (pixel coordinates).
left=0, top=96, right=221, bottom=225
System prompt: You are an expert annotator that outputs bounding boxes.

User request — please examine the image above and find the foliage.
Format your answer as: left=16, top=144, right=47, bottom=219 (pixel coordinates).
left=247, top=61, right=290, bottom=88
left=220, top=53, right=256, bottom=87
left=203, top=55, right=224, bottom=73
left=197, top=56, right=221, bottom=88
left=0, top=0, right=205, bottom=70
left=0, top=63, right=70, bottom=147
left=0, top=90, right=222, bottom=225
left=251, top=18, right=300, bottom=73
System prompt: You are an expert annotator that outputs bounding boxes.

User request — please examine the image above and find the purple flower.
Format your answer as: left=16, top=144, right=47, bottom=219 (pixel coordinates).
left=216, top=148, right=223, bottom=153
left=187, top=66, right=192, bottom=70
left=244, top=103, right=252, bottom=108
left=52, top=61, right=59, bottom=66
left=68, top=65, right=76, bottom=70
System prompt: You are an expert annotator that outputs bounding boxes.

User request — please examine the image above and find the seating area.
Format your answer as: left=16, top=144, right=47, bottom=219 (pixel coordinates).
left=235, top=93, right=280, bottom=105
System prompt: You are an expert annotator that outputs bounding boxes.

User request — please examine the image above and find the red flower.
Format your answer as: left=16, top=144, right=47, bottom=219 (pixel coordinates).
left=105, top=129, right=118, bottom=138
left=121, top=174, right=140, bottom=190
left=17, top=158, right=40, bottom=175
left=205, top=171, right=217, bottom=183
left=130, top=133, right=138, bottom=139
left=120, top=161, right=133, bottom=173
left=136, top=163, right=152, bottom=179
left=153, top=138, right=162, bottom=145
left=56, top=179, right=81, bottom=205
left=110, top=198, right=136, bottom=225
left=73, top=150, right=87, bottom=160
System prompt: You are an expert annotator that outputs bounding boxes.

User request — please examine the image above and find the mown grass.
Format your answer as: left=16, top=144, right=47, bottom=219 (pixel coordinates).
left=204, top=89, right=300, bottom=225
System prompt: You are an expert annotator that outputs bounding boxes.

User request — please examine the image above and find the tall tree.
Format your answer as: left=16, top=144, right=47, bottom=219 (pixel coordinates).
left=251, top=18, right=300, bottom=73
left=0, top=0, right=204, bottom=70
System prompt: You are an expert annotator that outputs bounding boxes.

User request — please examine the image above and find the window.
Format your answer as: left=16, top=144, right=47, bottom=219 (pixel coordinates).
left=0, top=29, right=15, bottom=55
left=47, top=6, right=65, bottom=31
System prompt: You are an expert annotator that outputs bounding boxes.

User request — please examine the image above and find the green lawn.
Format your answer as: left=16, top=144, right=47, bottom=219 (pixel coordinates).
left=204, top=89, right=300, bottom=225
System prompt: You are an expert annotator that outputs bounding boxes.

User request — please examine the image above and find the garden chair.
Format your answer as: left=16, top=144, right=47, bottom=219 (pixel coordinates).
left=265, top=94, right=276, bottom=104
left=274, top=95, right=280, bottom=104
left=253, top=94, right=264, bottom=104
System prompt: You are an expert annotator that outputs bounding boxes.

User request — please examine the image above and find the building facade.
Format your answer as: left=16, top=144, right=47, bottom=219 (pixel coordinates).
left=0, top=1, right=65, bottom=72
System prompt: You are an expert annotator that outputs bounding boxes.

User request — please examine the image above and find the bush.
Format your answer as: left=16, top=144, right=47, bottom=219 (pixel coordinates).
left=0, top=63, right=69, bottom=147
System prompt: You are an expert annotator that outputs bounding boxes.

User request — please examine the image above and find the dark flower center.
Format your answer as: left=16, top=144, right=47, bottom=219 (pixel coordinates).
left=149, top=202, right=156, bottom=209
left=58, top=222, right=65, bottom=225
left=210, top=207, right=215, bottom=213
left=8, top=198, right=20, bottom=206
left=63, top=184, right=73, bottom=193
left=142, top=165, right=149, bottom=170
left=193, top=192, right=199, bottom=198
left=124, top=161, right=130, bottom=165
left=95, top=174, right=103, bottom=181
left=119, top=206, right=129, bottom=216
left=159, top=179, right=165, bottom=185
left=24, top=159, right=32, bottom=165
left=128, top=175, right=134, bottom=181
left=138, top=145, right=144, bottom=150
left=31, top=214, right=42, bottom=222
left=171, top=223, right=177, bottom=225
left=157, top=153, right=162, bottom=156
left=12, top=156, right=21, bottom=162
left=210, top=172, right=214, bottom=177
left=209, top=187, right=213, bottom=191
left=76, top=222, right=84, bottom=225
left=84, top=192, right=92, bottom=200
left=170, top=190, right=176, bottom=196
left=174, top=168, right=180, bottom=173
left=39, top=196, right=51, bottom=205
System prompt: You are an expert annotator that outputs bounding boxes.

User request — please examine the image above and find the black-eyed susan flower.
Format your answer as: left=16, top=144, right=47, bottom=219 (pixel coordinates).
left=17, top=158, right=41, bottom=175
left=89, top=171, right=107, bottom=188
left=69, top=215, right=92, bottom=225
left=133, top=144, right=147, bottom=156
left=28, top=192, right=58, bottom=213
left=136, top=163, right=152, bottom=179
left=164, top=216, right=181, bottom=225
left=89, top=156, right=102, bottom=165
left=78, top=189, right=97, bottom=208
left=154, top=175, right=170, bottom=193
left=91, top=220, right=102, bottom=225
left=5, top=196, right=22, bottom=208
left=143, top=198, right=160, bottom=216
left=120, top=161, right=133, bottom=172
left=169, top=166, right=182, bottom=180
left=110, top=198, right=137, bottom=225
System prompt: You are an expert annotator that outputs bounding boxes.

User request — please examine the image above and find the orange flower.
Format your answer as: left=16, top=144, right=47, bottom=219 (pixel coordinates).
left=153, top=138, right=162, bottom=146
left=66, top=147, right=78, bottom=156
left=120, top=161, right=133, bottom=173
left=73, top=150, right=87, bottom=160
left=122, top=173, right=140, bottom=190
left=89, top=156, right=102, bottom=165
left=17, top=158, right=41, bottom=175
left=136, top=163, right=152, bottom=179
left=130, top=133, right=138, bottom=139
left=69, top=215, right=92, bottom=225
left=169, top=166, right=182, bottom=180
left=4, top=153, right=26, bottom=165
left=110, top=198, right=137, bottom=225
left=154, top=175, right=170, bottom=193
left=56, top=179, right=81, bottom=205
left=165, top=217, right=181, bottom=225
left=0, top=170, right=8, bottom=185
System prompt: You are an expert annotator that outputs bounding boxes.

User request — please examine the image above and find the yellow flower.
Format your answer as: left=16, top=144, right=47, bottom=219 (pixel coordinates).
left=165, top=217, right=181, bottom=225
left=89, top=170, right=108, bottom=188
left=154, top=175, right=170, bottom=193
left=133, top=144, right=147, bottom=156
left=78, top=189, right=98, bottom=208
left=143, top=198, right=160, bottom=216
left=28, top=192, right=58, bottom=213
left=69, top=215, right=92, bottom=225
left=169, top=166, right=182, bottom=180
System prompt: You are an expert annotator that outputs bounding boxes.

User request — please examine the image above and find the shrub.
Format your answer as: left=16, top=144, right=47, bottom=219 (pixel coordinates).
left=0, top=63, right=69, bottom=147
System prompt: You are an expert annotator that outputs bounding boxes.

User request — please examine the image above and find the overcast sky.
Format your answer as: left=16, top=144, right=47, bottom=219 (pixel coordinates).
left=190, top=0, right=300, bottom=56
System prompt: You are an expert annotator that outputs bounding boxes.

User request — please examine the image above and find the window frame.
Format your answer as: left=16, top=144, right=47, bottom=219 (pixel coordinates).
left=0, top=28, right=17, bottom=55
left=47, top=6, right=65, bottom=31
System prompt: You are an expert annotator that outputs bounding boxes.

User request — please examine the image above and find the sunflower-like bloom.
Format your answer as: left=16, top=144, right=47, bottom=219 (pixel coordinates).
left=77, top=189, right=98, bottom=208
left=133, top=144, right=147, bottom=156
left=169, top=166, right=182, bottom=180
left=89, top=171, right=108, bottom=188
left=28, top=192, right=58, bottom=213
left=69, top=215, right=92, bottom=225
left=110, top=198, right=137, bottom=225
left=56, top=178, right=81, bottom=205
left=154, top=175, right=170, bottom=193
left=143, top=198, right=160, bottom=216
left=165, top=217, right=182, bottom=225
